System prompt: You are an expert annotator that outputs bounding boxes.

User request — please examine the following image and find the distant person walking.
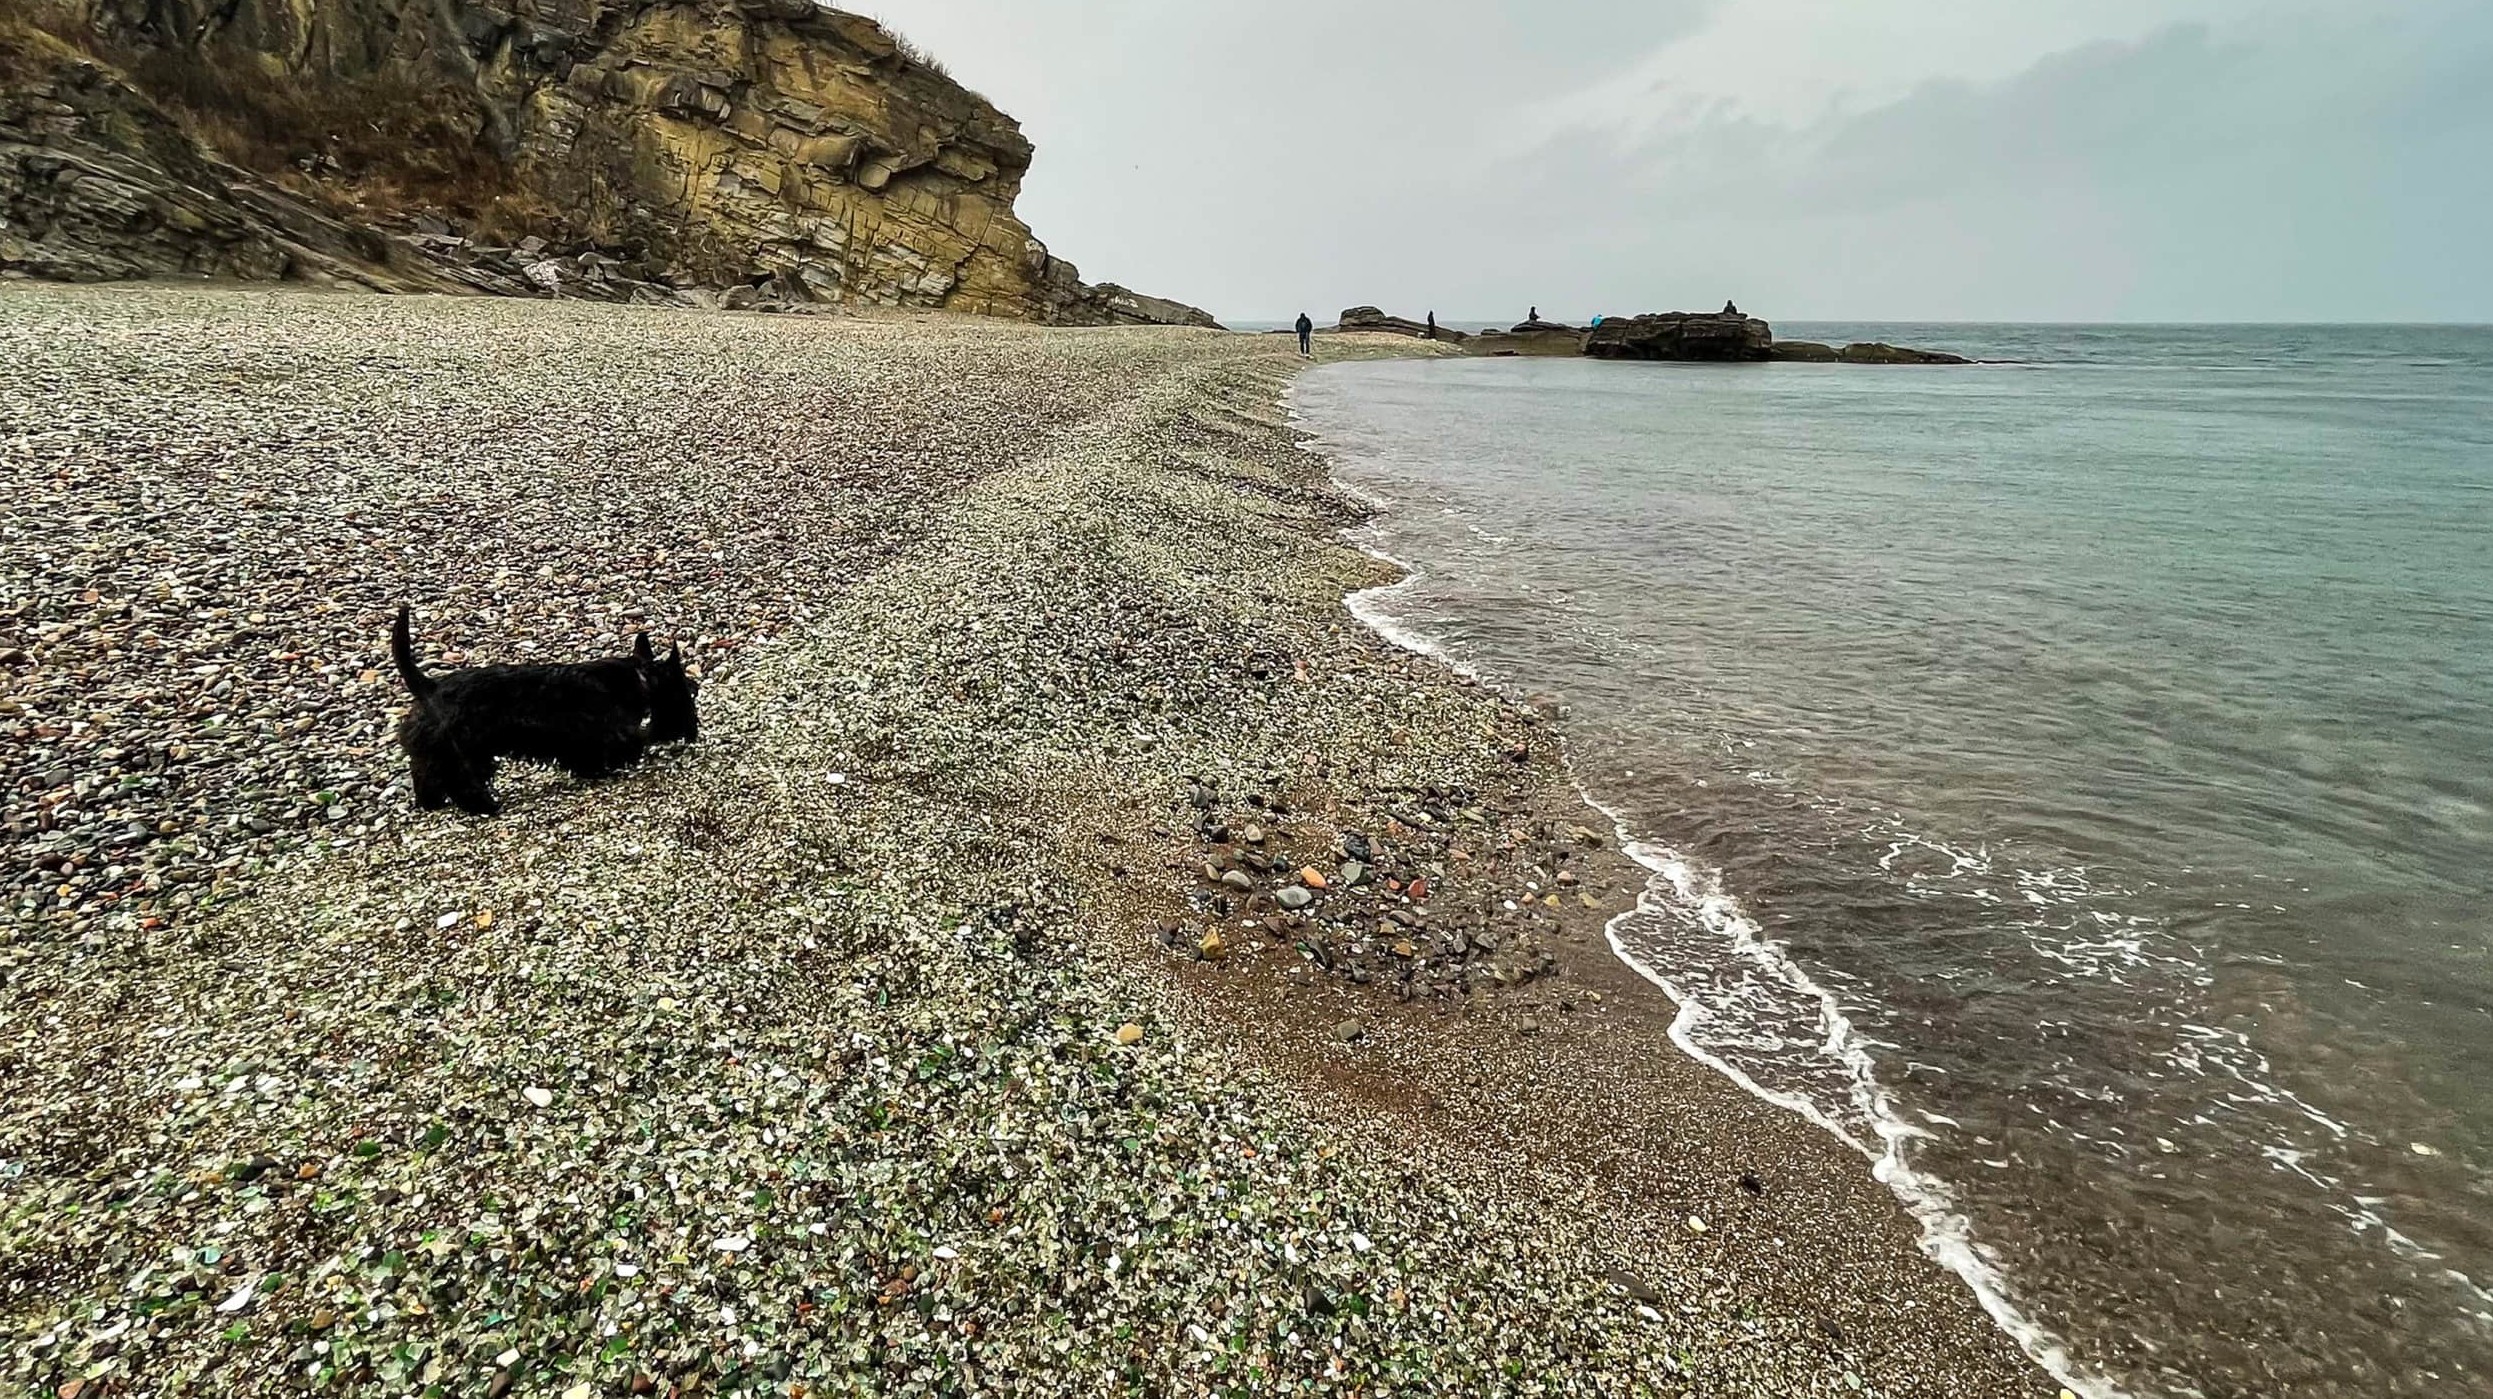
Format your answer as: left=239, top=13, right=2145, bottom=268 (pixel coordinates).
left=1426, top=311, right=1437, bottom=340
left=1295, top=312, right=1313, bottom=356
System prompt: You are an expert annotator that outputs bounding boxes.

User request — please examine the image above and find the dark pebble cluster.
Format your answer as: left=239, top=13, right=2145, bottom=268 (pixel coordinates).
left=1165, top=773, right=1632, bottom=1008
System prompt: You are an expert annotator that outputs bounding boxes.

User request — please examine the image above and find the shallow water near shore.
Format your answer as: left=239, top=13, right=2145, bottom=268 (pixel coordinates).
left=1293, top=325, right=2493, bottom=1398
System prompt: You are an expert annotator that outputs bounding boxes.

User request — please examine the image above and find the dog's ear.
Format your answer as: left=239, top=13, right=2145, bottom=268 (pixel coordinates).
left=666, top=643, right=683, bottom=667
left=634, top=632, right=653, bottom=663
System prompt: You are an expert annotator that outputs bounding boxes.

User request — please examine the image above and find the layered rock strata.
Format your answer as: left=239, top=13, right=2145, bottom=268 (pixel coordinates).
left=0, top=1, right=1215, bottom=324
left=0, top=40, right=461, bottom=290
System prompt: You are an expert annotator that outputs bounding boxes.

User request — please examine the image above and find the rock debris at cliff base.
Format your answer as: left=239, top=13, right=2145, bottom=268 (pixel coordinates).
left=2, top=287, right=2043, bottom=1397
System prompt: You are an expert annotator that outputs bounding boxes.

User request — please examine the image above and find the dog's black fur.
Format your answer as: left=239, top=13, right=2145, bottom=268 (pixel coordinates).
left=392, top=605, right=698, bottom=815
left=644, top=638, right=700, bottom=744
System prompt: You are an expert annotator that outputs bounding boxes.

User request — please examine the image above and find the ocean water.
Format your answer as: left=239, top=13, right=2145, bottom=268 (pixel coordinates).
left=1290, top=326, right=2493, bottom=1399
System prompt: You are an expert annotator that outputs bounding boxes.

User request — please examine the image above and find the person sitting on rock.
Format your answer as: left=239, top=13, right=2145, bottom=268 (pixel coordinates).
left=1295, top=312, right=1313, bottom=356
left=1723, top=299, right=1740, bottom=316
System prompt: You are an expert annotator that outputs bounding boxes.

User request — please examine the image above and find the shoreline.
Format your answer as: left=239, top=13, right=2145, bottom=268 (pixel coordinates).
left=1275, top=336, right=2493, bottom=1399
left=1199, top=357, right=2067, bottom=1393
left=1, top=284, right=2050, bottom=1396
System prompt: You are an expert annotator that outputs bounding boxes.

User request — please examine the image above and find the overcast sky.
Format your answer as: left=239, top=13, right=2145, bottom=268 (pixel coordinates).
left=863, top=1, right=2492, bottom=324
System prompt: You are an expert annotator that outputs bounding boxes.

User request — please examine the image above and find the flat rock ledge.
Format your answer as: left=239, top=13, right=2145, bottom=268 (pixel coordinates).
left=1468, top=319, right=1588, bottom=356
left=1335, top=305, right=1467, bottom=343
left=1775, top=340, right=1973, bottom=365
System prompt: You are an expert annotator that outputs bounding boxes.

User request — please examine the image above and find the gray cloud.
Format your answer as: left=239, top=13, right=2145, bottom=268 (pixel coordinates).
left=866, top=1, right=2493, bottom=322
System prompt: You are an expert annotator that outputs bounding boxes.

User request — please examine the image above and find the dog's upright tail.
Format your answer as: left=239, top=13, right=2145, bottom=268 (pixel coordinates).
left=391, top=604, right=437, bottom=702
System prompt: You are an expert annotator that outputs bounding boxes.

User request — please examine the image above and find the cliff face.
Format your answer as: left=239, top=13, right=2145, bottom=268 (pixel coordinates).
left=0, top=0, right=1216, bottom=324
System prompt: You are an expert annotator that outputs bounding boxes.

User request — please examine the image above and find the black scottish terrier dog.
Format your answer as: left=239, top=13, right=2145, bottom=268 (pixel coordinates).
left=392, top=604, right=699, bottom=815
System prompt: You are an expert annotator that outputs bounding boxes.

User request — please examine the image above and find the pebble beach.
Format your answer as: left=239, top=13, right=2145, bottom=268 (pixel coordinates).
left=1, top=286, right=2054, bottom=1397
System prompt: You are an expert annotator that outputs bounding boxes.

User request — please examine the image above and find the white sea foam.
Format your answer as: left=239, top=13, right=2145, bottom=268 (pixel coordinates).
left=1343, top=578, right=1481, bottom=682
left=1317, top=432, right=1487, bottom=680
left=1578, top=787, right=2123, bottom=1399
left=1346, top=554, right=2127, bottom=1397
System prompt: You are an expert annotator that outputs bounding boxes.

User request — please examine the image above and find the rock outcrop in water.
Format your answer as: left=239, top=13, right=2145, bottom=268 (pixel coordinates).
left=0, top=0, right=1217, bottom=323
left=1768, top=340, right=1971, bottom=364
left=1582, top=310, right=1773, bottom=362
left=1437, top=308, right=1966, bottom=365
left=1468, top=316, right=1586, bottom=357
left=1835, top=341, right=1970, bottom=365
left=1336, top=305, right=1466, bottom=342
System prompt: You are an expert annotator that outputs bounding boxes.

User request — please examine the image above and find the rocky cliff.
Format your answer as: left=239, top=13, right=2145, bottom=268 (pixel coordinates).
left=0, top=0, right=1217, bottom=324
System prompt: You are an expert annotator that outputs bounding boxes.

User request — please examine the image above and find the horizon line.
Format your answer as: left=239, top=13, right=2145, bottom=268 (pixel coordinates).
left=1224, top=316, right=2493, bottom=329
